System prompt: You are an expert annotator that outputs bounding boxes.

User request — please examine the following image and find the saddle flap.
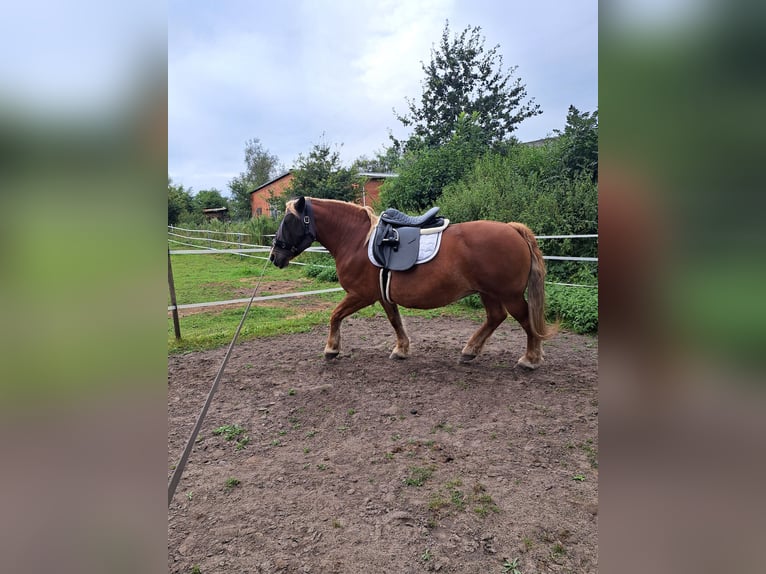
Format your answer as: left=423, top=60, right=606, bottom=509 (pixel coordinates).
left=384, top=227, right=420, bottom=270
left=371, top=224, right=421, bottom=271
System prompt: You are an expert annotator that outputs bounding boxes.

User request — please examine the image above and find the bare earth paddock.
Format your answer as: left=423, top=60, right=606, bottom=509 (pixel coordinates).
left=168, top=315, right=598, bottom=573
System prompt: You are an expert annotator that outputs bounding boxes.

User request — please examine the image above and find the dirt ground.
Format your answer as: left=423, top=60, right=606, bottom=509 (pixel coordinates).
left=168, top=315, right=598, bottom=573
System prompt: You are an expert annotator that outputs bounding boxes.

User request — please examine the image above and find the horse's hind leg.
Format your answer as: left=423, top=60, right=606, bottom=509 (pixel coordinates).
left=324, top=293, right=370, bottom=359
left=504, top=297, right=543, bottom=369
left=460, top=294, right=507, bottom=363
left=380, top=301, right=410, bottom=359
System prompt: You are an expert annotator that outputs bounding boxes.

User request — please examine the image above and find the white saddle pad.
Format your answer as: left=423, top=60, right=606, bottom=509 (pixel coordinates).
left=367, top=228, right=444, bottom=268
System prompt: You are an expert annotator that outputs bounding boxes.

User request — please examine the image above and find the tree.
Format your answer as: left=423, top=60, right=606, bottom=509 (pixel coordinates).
left=168, top=176, right=193, bottom=225
left=554, top=105, right=598, bottom=181
left=379, top=112, right=488, bottom=211
left=394, top=21, right=541, bottom=151
left=193, top=189, right=229, bottom=211
left=351, top=145, right=401, bottom=173
left=286, top=139, right=362, bottom=202
left=228, top=138, right=283, bottom=219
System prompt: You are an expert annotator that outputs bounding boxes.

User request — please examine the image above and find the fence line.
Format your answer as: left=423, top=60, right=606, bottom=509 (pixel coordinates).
left=167, top=238, right=333, bottom=266
left=167, top=230, right=597, bottom=314
left=168, top=236, right=598, bottom=262
left=542, top=255, right=598, bottom=262
left=168, top=287, right=346, bottom=311
left=168, top=231, right=254, bottom=248
left=535, top=234, right=598, bottom=239
left=168, top=225, right=250, bottom=237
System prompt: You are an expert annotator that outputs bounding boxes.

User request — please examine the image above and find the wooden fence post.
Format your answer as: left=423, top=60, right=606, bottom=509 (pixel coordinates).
left=168, top=249, right=181, bottom=340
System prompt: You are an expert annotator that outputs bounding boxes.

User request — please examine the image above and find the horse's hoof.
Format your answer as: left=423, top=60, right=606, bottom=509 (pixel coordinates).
left=389, top=351, right=408, bottom=360
left=516, top=357, right=540, bottom=370
left=324, top=351, right=339, bottom=360
left=459, top=353, right=476, bottom=364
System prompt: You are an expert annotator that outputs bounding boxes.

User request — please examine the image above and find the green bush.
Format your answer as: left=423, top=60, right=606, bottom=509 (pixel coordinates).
left=303, top=254, right=338, bottom=283
left=545, top=284, right=598, bottom=334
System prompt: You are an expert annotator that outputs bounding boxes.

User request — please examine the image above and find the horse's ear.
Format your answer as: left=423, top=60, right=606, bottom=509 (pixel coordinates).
left=295, top=196, right=306, bottom=211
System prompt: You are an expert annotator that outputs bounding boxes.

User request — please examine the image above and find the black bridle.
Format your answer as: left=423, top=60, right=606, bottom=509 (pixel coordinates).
left=272, top=197, right=316, bottom=255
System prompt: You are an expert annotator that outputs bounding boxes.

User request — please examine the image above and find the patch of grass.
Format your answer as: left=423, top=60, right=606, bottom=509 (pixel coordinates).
left=550, top=542, right=567, bottom=562
left=429, top=479, right=500, bottom=519
left=213, top=424, right=250, bottom=451
left=432, top=421, right=455, bottom=434
left=502, top=558, right=522, bottom=574
left=421, top=548, right=432, bottom=562
left=581, top=439, right=598, bottom=468
left=213, top=424, right=246, bottom=441
left=428, top=493, right=450, bottom=511
left=572, top=474, right=586, bottom=482
left=472, top=483, right=499, bottom=517
left=190, top=565, right=202, bottom=574
left=404, top=466, right=434, bottom=487
left=224, top=477, right=240, bottom=490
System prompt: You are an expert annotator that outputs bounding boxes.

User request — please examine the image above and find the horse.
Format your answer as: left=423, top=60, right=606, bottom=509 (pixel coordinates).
left=270, top=196, right=556, bottom=368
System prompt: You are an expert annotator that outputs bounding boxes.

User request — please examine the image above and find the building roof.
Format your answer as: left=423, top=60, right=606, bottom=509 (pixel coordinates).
left=201, top=206, right=228, bottom=213
left=523, top=136, right=560, bottom=147
left=357, top=171, right=398, bottom=178
left=248, top=171, right=293, bottom=194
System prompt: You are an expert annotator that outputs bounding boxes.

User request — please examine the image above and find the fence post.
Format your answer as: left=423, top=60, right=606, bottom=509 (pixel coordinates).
left=168, top=248, right=182, bottom=340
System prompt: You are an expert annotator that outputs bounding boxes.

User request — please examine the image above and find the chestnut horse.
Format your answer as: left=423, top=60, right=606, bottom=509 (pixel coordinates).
left=270, top=196, right=555, bottom=368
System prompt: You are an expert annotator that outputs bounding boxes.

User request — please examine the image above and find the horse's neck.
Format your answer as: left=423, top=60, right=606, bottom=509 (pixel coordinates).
left=312, top=199, right=370, bottom=258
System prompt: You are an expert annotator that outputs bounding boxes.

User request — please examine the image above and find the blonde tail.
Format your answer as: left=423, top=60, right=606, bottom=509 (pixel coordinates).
left=508, top=222, right=557, bottom=340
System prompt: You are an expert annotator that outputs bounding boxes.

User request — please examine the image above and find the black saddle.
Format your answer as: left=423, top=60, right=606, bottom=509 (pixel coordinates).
left=372, top=206, right=445, bottom=271
left=380, top=206, right=443, bottom=228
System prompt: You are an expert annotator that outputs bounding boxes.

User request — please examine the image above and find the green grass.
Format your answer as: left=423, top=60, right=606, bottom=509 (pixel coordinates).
left=404, top=465, right=434, bottom=487
left=168, top=251, right=327, bottom=306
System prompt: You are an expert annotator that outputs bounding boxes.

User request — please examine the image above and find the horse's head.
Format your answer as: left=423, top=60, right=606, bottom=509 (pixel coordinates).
left=270, top=196, right=316, bottom=268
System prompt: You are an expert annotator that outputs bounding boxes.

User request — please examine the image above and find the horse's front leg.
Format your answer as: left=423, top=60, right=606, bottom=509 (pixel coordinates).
left=380, top=301, right=410, bottom=360
left=324, top=293, right=370, bottom=359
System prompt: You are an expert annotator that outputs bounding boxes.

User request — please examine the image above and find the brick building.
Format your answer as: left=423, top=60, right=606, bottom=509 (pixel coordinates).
left=248, top=171, right=398, bottom=218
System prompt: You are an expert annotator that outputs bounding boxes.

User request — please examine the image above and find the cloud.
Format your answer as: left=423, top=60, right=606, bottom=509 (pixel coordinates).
left=168, top=0, right=597, bottom=193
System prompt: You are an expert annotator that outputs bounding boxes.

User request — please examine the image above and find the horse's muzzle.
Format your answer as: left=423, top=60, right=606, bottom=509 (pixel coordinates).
left=269, top=251, right=290, bottom=268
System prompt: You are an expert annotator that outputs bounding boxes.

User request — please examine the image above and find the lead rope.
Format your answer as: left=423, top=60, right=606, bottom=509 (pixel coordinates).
left=168, top=254, right=272, bottom=507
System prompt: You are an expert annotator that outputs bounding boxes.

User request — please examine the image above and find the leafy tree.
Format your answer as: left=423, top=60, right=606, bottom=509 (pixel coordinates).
left=193, top=189, right=229, bottom=211
left=228, top=138, right=284, bottom=219
left=554, top=106, right=598, bottom=181
left=351, top=145, right=401, bottom=173
left=394, top=21, right=541, bottom=151
left=379, top=111, right=489, bottom=211
left=286, top=139, right=362, bottom=202
left=168, top=176, right=193, bottom=225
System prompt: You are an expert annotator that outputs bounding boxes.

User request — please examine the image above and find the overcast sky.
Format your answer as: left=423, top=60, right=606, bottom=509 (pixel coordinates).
left=169, top=0, right=597, bottom=195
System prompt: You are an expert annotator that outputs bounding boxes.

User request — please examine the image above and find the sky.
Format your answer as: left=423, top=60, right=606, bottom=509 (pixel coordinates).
left=169, top=0, right=598, bottom=195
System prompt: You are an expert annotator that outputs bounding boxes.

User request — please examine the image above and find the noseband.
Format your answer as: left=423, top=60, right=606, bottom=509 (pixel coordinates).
left=273, top=198, right=316, bottom=254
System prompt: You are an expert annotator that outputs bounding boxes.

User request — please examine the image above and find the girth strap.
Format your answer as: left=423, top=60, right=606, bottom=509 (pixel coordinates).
left=379, top=268, right=393, bottom=305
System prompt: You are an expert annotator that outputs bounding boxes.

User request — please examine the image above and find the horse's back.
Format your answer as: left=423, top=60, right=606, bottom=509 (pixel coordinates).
left=444, top=220, right=532, bottom=261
